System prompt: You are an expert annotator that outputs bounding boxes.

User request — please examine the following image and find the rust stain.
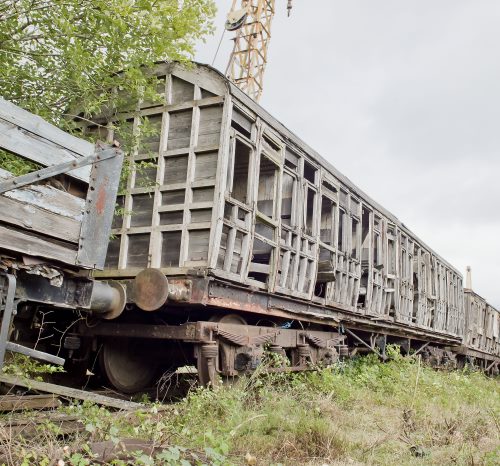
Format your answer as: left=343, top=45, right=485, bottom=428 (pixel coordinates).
left=95, top=177, right=108, bottom=215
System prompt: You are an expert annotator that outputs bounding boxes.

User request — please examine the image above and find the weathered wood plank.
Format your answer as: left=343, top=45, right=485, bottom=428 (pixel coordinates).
left=0, top=375, right=142, bottom=410
left=0, top=195, right=81, bottom=243
left=0, top=118, right=90, bottom=181
left=0, top=394, right=61, bottom=411
left=0, top=97, right=94, bottom=158
left=0, top=225, right=77, bottom=265
left=0, top=168, right=84, bottom=220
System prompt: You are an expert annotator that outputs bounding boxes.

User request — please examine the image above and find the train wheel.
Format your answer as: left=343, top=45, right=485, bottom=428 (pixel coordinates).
left=100, top=339, right=158, bottom=394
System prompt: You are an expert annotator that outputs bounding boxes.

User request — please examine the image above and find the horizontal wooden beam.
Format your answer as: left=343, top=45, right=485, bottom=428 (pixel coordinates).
left=0, top=225, right=77, bottom=266
left=0, top=195, right=80, bottom=243
left=0, top=375, right=142, bottom=410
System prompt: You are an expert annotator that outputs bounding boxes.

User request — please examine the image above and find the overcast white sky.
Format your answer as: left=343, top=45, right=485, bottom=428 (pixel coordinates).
left=196, top=0, right=500, bottom=307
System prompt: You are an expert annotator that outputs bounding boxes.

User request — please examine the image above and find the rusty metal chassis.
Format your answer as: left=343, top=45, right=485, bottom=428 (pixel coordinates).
left=78, top=275, right=483, bottom=384
left=127, top=276, right=462, bottom=346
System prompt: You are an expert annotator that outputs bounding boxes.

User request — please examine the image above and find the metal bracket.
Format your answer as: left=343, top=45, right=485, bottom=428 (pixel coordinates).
left=0, top=273, right=65, bottom=368
left=0, top=146, right=118, bottom=194
left=0, top=274, right=17, bottom=368
left=344, top=327, right=387, bottom=361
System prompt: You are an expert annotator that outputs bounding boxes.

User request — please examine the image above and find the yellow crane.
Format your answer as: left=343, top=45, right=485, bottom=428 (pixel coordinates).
left=225, top=0, right=292, bottom=102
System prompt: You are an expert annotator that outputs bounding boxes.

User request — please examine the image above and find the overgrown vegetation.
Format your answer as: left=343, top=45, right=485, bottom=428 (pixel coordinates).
left=1, top=352, right=499, bottom=465
left=0, top=0, right=216, bottom=127
left=0, top=0, right=216, bottom=175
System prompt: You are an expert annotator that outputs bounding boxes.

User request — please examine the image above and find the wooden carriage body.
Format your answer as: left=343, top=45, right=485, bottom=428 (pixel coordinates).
left=88, top=62, right=465, bottom=342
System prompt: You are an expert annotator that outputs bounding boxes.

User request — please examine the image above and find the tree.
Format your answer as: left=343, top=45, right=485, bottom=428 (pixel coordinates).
left=0, top=0, right=216, bottom=127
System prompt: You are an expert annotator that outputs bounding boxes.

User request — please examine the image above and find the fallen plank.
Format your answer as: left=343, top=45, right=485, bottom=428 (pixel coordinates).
left=0, top=375, right=142, bottom=411
left=0, top=394, right=61, bottom=411
left=0, top=412, right=82, bottom=438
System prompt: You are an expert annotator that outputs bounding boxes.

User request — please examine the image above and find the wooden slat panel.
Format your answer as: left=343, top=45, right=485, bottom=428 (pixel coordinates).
left=0, top=169, right=84, bottom=219
left=0, top=225, right=77, bottom=265
left=0, top=196, right=80, bottom=243
left=0, top=118, right=91, bottom=181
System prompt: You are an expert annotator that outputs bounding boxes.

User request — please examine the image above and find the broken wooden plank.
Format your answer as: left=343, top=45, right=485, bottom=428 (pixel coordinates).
left=0, top=412, right=82, bottom=438
left=0, top=375, right=142, bottom=410
left=0, top=394, right=61, bottom=411
left=0, top=97, right=94, bottom=158
left=0, top=168, right=85, bottom=220
left=0, top=118, right=91, bottom=182
left=0, top=225, right=77, bottom=265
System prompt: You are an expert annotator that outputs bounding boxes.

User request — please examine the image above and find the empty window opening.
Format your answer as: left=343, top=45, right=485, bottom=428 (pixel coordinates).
left=304, top=160, right=316, bottom=184
left=315, top=248, right=335, bottom=298
left=357, top=270, right=368, bottom=307
left=285, top=148, right=299, bottom=171
left=237, top=208, right=247, bottom=222
left=251, top=238, right=272, bottom=264
left=338, top=209, right=347, bottom=252
left=217, top=225, right=230, bottom=269
left=263, top=134, right=280, bottom=152
left=112, top=196, right=125, bottom=229
left=257, top=156, right=278, bottom=218
left=281, top=172, right=295, bottom=227
left=305, top=188, right=316, bottom=236
left=412, top=272, right=419, bottom=321
left=224, top=202, right=234, bottom=221
left=351, top=218, right=360, bottom=259
left=231, top=108, right=253, bottom=138
left=255, top=218, right=275, bottom=241
left=387, top=238, right=396, bottom=274
left=320, top=196, right=335, bottom=245
left=230, top=231, right=245, bottom=274
left=361, top=209, right=371, bottom=262
left=248, top=238, right=272, bottom=283
left=229, top=140, right=250, bottom=204
left=373, top=233, right=380, bottom=267
left=322, top=180, right=338, bottom=195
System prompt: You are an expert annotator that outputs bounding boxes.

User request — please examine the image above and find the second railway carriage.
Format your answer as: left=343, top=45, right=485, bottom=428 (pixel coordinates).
left=69, top=62, right=497, bottom=390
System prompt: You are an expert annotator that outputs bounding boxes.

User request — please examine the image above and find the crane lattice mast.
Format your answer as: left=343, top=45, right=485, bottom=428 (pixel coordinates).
left=225, top=0, right=291, bottom=102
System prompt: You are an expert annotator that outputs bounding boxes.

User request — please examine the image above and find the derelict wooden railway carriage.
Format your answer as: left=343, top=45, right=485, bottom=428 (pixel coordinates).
left=68, top=62, right=497, bottom=391
left=1, top=63, right=497, bottom=394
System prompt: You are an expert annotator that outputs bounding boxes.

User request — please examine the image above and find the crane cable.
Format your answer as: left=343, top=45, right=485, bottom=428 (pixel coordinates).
left=212, top=27, right=226, bottom=66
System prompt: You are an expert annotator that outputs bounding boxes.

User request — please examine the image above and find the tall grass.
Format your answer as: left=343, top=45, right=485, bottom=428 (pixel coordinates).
left=1, top=353, right=498, bottom=465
